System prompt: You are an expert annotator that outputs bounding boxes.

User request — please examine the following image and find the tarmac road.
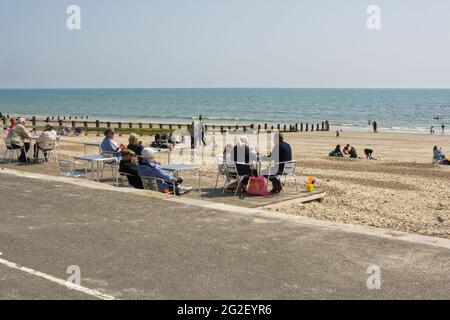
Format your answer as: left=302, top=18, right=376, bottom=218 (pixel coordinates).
left=0, top=172, right=449, bottom=299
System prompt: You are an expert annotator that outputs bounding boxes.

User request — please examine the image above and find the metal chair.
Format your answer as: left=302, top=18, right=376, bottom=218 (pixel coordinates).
left=267, top=160, right=299, bottom=195
left=34, top=140, right=58, bottom=163
left=223, top=162, right=250, bottom=196
left=214, top=154, right=226, bottom=189
left=140, top=176, right=177, bottom=195
left=57, top=160, right=85, bottom=178
left=2, top=136, right=21, bottom=163
left=100, top=151, right=120, bottom=186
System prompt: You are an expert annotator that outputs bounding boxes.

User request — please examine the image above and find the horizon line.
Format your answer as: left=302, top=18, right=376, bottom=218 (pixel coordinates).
left=1, top=87, right=450, bottom=90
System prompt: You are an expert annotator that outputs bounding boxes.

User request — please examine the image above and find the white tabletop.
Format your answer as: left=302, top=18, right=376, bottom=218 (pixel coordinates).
left=161, top=164, right=199, bottom=171
left=73, top=154, right=118, bottom=162
left=84, top=141, right=102, bottom=146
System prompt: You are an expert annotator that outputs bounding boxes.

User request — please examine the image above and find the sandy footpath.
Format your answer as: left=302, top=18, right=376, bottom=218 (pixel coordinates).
left=35, top=130, right=450, bottom=239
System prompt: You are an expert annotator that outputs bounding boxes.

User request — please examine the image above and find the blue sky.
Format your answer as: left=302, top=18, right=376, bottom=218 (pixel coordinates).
left=1, top=0, right=450, bottom=88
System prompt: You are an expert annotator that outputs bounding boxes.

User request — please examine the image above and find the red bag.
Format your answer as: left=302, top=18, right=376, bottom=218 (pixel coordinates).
left=246, top=176, right=269, bottom=196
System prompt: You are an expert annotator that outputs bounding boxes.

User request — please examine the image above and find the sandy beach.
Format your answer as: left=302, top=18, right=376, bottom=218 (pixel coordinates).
left=39, top=129, right=450, bottom=240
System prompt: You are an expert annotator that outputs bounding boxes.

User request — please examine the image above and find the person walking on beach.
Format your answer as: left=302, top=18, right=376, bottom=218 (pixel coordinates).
left=442, top=124, right=445, bottom=135
left=430, top=126, right=435, bottom=135
left=372, top=121, right=378, bottom=133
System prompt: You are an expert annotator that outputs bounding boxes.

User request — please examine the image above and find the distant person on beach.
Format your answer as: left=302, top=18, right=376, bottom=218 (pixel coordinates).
left=433, top=146, right=445, bottom=162
left=6, top=117, right=31, bottom=163
left=119, top=149, right=143, bottom=189
left=364, top=148, right=376, bottom=160
left=329, top=144, right=343, bottom=157
left=372, top=121, right=378, bottom=133
left=5, top=118, right=16, bottom=134
left=442, top=124, right=445, bottom=135
left=198, top=115, right=206, bottom=146
left=349, top=146, right=358, bottom=159
left=260, top=133, right=293, bottom=194
left=336, top=130, right=340, bottom=138
left=151, top=133, right=171, bottom=149
left=33, top=124, right=58, bottom=162
left=101, top=128, right=122, bottom=156
left=127, top=133, right=144, bottom=164
left=430, top=126, right=435, bottom=135
left=138, top=148, right=191, bottom=195
left=343, top=144, right=350, bottom=156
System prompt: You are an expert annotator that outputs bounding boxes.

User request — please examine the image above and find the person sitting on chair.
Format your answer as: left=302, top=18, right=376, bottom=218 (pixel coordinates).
left=119, top=149, right=143, bottom=189
left=101, top=128, right=122, bottom=156
left=6, top=117, right=31, bottom=163
left=231, top=136, right=257, bottom=193
left=433, top=146, right=445, bottom=163
left=127, top=133, right=144, bottom=164
left=137, top=148, right=190, bottom=195
left=34, top=124, right=58, bottom=162
left=260, top=133, right=293, bottom=194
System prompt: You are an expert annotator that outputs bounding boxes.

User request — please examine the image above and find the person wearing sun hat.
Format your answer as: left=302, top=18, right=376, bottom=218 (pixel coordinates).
left=119, top=149, right=143, bottom=189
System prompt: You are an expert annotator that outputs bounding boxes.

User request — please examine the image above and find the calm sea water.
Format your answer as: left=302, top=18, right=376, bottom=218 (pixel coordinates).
left=0, top=88, right=449, bottom=132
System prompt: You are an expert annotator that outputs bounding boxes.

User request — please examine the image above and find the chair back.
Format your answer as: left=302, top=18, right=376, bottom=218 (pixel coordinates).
left=140, top=176, right=160, bottom=191
left=224, top=162, right=238, bottom=176
left=38, top=138, right=57, bottom=151
left=282, top=160, right=297, bottom=175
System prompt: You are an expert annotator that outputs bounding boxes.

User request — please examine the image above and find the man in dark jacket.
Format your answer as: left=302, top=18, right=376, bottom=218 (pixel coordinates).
left=119, top=149, right=143, bottom=189
left=261, top=133, right=292, bottom=193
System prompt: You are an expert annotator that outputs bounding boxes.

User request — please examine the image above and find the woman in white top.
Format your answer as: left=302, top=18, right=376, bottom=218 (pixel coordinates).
left=34, top=124, right=58, bottom=162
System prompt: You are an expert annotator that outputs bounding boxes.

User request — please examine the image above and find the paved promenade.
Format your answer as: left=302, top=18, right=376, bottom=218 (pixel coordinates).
left=0, top=171, right=449, bottom=299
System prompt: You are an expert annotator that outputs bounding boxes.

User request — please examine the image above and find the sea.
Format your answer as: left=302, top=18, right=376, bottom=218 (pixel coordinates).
left=0, top=88, right=449, bottom=133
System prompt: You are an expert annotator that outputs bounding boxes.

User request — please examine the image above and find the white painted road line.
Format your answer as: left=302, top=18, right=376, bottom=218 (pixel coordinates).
left=0, top=257, right=115, bottom=300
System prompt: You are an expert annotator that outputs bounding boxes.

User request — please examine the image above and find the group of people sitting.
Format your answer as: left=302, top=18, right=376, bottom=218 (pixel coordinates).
left=329, top=144, right=375, bottom=160
left=100, top=128, right=191, bottom=195
left=150, top=133, right=176, bottom=149
left=222, top=132, right=293, bottom=194
left=4, top=117, right=59, bottom=163
left=433, top=146, right=450, bottom=165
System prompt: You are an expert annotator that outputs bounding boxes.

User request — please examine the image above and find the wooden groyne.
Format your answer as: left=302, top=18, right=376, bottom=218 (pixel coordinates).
left=2, top=115, right=330, bottom=135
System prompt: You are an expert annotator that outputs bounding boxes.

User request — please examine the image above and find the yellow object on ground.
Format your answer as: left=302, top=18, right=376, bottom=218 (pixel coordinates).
left=305, top=184, right=315, bottom=192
